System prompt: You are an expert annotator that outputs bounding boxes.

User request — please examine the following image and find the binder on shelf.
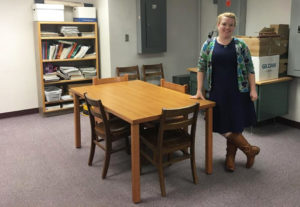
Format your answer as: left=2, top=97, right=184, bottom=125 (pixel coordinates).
left=70, top=44, right=81, bottom=58
left=67, top=42, right=78, bottom=59
left=74, top=45, right=90, bottom=58
left=56, top=43, right=64, bottom=59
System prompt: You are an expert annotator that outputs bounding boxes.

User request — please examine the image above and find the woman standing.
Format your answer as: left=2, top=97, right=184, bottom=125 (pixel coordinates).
left=191, top=12, right=260, bottom=171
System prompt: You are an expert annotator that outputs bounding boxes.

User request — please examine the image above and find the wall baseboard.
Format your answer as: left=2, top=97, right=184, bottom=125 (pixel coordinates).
left=0, top=108, right=39, bottom=119
left=276, top=117, right=300, bottom=129
left=1, top=109, right=300, bottom=130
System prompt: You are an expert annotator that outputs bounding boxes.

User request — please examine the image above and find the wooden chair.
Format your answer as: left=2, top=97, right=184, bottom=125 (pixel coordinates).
left=92, top=74, right=129, bottom=85
left=140, top=103, right=200, bottom=196
left=160, top=79, right=188, bottom=93
left=143, top=79, right=188, bottom=129
left=142, top=63, right=164, bottom=84
left=116, top=65, right=140, bottom=80
left=84, top=93, right=130, bottom=179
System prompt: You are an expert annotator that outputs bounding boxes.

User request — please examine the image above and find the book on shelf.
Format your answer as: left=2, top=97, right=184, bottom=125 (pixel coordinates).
left=83, top=52, right=96, bottom=58
left=45, top=41, right=48, bottom=59
left=59, top=46, right=73, bottom=59
left=80, top=32, right=95, bottom=37
left=60, top=26, right=80, bottom=37
left=70, top=74, right=84, bottom=80
left=74, top=45, right=90, bottom=59
left=61, top=94, right=73, bottom=100
left=80, top=66, right=96, bottom=78
left=56, top=70, right=69, bottom=80
left=57, top=40, right=75, bottom=45
left=42, top=40, right=93, bottom=60
left=41, top=31, right=59, bottom=37
left=43, top=72, right=60, bottom=82
left=52, top=44, right=59, bottom=60
left=56, top=43, right=64, bottom=59
left=67, top=42, right=78, bottom=59
left=57, top=66, right=83, bottom=80
left=46, top=105, right=61, bottom=111
left=62, top=103, right=74, bottom=108
left=48, top=45, right=56, bottom=60
left=70, top=44, right=81, bottom=58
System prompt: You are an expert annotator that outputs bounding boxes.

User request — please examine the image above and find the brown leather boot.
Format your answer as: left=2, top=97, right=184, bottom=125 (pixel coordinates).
left=228, top=133, right=260, bottom=168
left=225, top=140, right=237, bottom=171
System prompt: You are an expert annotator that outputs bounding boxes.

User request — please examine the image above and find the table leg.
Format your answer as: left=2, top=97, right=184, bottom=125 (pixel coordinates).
left=205, top=107, right=213, bottom=174
left=73, top=94, right=81, bottom=148
left=131, top=124, right=140, bottom=203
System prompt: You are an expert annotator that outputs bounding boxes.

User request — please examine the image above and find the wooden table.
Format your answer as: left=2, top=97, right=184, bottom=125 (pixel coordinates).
left=70, top=80, right=215, bottom=203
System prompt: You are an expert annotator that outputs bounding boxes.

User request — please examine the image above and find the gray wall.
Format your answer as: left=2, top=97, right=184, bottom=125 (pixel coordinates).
left=97, top=0, right=200, bottom=82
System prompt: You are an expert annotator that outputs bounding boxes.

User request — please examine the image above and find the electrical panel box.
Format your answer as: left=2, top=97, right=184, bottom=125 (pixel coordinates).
left=287, top=0, right=300, bottom=77
left=217, top=0, right=247, bottom=35
left=137, top=0, right=166, bottom=54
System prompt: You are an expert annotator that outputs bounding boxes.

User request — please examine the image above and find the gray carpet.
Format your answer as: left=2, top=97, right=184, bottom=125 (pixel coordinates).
left=0, top=113, right=299, bottom=207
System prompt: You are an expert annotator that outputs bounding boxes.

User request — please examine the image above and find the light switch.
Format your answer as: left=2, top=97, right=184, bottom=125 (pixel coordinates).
left=125, top=34, right=129, bottom=42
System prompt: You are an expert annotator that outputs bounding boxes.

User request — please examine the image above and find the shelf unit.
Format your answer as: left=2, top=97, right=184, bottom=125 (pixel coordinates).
left=34, top=22, right=99, bottom=115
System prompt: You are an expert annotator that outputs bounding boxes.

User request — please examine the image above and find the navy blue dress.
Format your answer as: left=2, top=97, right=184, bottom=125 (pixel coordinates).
left=208, top=39, right=256, bottom=134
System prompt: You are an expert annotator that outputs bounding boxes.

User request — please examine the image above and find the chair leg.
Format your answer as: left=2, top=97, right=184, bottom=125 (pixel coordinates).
left=157, top=163, right=166, bottom=197
left=88, top=140, right=96, bottom=166
left=190, top=147, right=198, bottom=184
left=102, top=149, right=111, bottom=179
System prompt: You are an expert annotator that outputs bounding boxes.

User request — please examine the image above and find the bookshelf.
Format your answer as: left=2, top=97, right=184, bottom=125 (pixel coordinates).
left=34, top=22, right=99, bottom=115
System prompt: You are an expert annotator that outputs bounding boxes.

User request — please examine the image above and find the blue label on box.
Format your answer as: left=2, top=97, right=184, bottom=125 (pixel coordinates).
left=73, top=18, right=96, bottom=22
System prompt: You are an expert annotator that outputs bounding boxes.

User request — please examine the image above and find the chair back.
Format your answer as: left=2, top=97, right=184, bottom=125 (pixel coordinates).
left=157, top=103, right=199, bottom=147
left=142, top=63, right=164, bottom=83
left=93, top=74, right=128, bottom=85
left=116, top=65, right=140, bottom=80
left=160, top=79, right=188, bottom=93
left=84, top=93, right=112, bottom=140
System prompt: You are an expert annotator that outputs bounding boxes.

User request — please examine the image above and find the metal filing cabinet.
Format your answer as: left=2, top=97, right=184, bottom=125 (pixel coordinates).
left=137, top=0, right=166, bottom=53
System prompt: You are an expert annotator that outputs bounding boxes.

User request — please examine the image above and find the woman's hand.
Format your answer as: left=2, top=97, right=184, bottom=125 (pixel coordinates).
left=250, top=89, right=258, bottom=102
left=190, top=90, right=206, bottom=100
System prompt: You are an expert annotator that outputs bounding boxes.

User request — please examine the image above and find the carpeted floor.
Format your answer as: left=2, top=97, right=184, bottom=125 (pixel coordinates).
left=0, top=113, right=299, bottom=207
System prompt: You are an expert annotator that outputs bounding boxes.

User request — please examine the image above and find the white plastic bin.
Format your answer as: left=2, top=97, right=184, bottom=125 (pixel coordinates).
left=44, top=86, right=62, bottom=102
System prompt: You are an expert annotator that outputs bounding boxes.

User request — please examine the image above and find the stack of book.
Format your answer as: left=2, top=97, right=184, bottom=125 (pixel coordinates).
left=41, top=31, right=59, bottom=37
left=80, top=32, right=95, bottom=37
left=57, top=66, right=84, bottom=80
left=43, top=72, right=60, bottom=82
left=80, top=67, right=97, bottom=78
left=60, top=26, right=80, bottom=37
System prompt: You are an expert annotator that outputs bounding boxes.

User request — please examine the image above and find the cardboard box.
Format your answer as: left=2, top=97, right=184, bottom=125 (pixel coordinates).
left=73, top=7, right=96, bottom=22
left=279, top=58, right=288, bottom=74
left=252, top=55, right=279, bottom=81
left=270, top=24, right=289, bottom=40
left=259, top=27, right=276, bottom=36
left=238, top=36, right=281, bottom=56
left=32, top=4, right=64, bottom=22
left=279, top=39, right=289, bottom=57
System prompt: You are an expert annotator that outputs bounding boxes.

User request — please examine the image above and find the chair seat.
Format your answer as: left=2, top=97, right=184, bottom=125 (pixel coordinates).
left=95, top=117, right=130, bottom=141
left=141, top=128, right=191, bottom=154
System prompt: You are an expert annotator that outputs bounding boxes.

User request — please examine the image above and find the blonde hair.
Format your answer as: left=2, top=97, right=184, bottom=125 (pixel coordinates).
left=217, top=12, right=237, bottom=26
